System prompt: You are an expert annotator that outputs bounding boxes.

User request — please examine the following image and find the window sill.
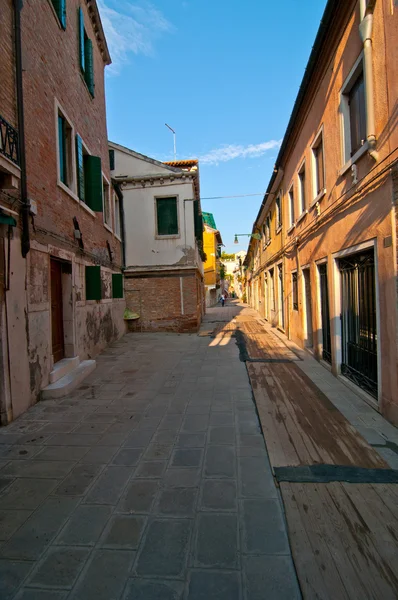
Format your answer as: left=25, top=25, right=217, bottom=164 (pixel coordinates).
left=155, top=234, right=181, bottom=240
left=287, top=224, right=296, bottom=235
left=58, top=180, right=79, bottom=203
left=114, top=233, right=122, bottom=242
left=80, top=201, right=96, bottom=218
left=80, top=73, right=94, bottom=100
left=310, top=189, right=326, bottom=208
left=296, top=210, right=308, bottom=224
left=104, top=222, right=113, bottom=234
left=339, top=141, right=369, bottom=176
left=276, top=225, right=282, bottom=235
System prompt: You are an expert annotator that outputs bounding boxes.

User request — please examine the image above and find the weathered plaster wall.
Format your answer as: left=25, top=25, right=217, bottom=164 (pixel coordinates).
left=5, top=232, right=30, bottom=419
left=27, top=244, right=126, bottom=402
left=122, top=180, right=197, bottom=268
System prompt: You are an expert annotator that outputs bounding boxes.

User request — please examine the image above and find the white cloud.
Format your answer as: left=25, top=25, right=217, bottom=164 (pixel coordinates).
left=199, top=140, right=281, bottom=165
left=98, top=0, right=173, bottom=74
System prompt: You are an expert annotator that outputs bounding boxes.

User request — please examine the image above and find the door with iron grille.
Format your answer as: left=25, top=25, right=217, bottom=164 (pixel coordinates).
left=319, top=263, right=331, bottom=363
left=338, top=249, right=377, bottom=398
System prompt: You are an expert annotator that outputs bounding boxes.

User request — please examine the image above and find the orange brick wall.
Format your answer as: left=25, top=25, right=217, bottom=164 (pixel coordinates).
left=125, top=271, right=203, bottom=333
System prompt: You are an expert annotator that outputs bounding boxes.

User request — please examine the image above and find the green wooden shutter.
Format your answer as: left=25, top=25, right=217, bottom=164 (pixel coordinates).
left=193, top=200, right=203, bottom=240
left=156, top=197, right=178, bottom=235
left=84, top=155, right=103, bottom=212
left=84, top=37, right=95, bottom=96
left=112, top=273, right=123, bottom=299
left=85, top=266, right=102, bottom=300
left=52, top=0, right=66, bottom=28
left=75, top=134, right=84, bottom=201
left=58, top=115, right=66, bottom=184
left=78, top=7, right=85, bottom=72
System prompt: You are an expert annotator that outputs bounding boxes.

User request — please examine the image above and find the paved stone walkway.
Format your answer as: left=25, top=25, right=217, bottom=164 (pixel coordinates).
left=0, top=301, right=300, bottom=600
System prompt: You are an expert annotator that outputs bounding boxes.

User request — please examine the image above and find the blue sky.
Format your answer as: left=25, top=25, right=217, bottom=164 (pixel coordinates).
left=99, top=0, right=327, bottom=253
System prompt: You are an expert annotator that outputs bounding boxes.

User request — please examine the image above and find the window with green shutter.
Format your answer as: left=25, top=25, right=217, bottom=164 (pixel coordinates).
left=51, top=0, right=66, bottom=29
left=112, top=273, right=123, bottom=299
left=75, top=134, right=84, bottom=201
left=85, top=266, right=102, bottom=300
left=78, top=7, right=85, bottom=72
left=58, top=115, right=67, bottom=184
left=78, top=6, right=94, bottom=97
left=84, top=38, right=95, bottom=96
left=58, top=112, right=73, bottom=188
left=83, top=155, right=103, bottom=212
left=156, top=197, right=178, bottom=236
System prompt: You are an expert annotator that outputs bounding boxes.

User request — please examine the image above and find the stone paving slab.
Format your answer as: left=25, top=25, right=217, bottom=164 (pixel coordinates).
left=0, top=302, right=301, bottom=599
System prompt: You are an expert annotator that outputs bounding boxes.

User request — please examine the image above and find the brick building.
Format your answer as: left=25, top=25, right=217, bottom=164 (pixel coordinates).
left=109, top=142, right=205, bottom=332
left=245, top=0, right=398, bottom=424
left=0, top=0, right=125, bottom=424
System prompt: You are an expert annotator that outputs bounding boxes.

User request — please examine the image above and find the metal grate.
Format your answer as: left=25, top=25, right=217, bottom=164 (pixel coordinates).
left=319, top=263, right=331, bottom=363
left=0, top=115, right=19, bottom=165
left=339, top=250, right=377, bottom=398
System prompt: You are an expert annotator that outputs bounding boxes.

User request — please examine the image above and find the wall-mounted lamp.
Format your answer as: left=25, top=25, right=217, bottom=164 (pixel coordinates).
left=234, top=233, right=261, bottom=244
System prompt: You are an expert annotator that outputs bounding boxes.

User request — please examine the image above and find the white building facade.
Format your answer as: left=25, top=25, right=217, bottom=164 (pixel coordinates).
left=109, top=142, right=205, bottom=332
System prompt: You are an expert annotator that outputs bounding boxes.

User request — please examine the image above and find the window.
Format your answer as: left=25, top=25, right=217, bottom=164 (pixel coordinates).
left=292, top=272, right=298, bottom=310
left=298, top=163, right=306, bottom=214
left=51, top=0, right=66, bottom=28
left=112, top=273, right=123, bottom=299
left=348, top=73, right=366, bottom=156
left=275, top=197, right=282, bottom=230
left=341, top=56, right=367, bottom=164
left=75, top=134, right=103, bottom=212
left=114, top=192, right=121, bottom=237
left=288, top=187, right=295, bottom=227
left=58, top=112, right=73, bottom=188
left=85, top=265, right=101, bottom=300
left=156, top=196, right=178, bottom=236
left=103, top=178, right=111, bottom=226
left=266, top=215, right=271, bottom=242
left=109, top=149, right=115, bottom=171
left=78, top=7, right=94, bottom=97
left=270, top=268, right=275, bottom=311
left=262, top=223, right=266, bottom=245
left=312, top=133, right=325, bottom=197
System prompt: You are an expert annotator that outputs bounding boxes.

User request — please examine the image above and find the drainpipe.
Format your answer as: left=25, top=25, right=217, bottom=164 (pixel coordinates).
left=114, top=183, right=126, bottom=268
left=359, top=1, right=378, bottom=161
left=13, top=0, right=30, bottom=257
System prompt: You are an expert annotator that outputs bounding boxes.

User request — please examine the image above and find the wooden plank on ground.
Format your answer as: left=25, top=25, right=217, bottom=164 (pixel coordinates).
left=281, top=481, right=398, bottom=600
left=327, top=483, right=398, bottom=599
left=280, top=482, right=333, bottom=600
left=281, top=482, right=350, bottom=599
left=248, top=359, right=387, bottom=469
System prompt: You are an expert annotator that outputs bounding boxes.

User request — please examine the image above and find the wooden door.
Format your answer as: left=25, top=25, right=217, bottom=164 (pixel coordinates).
left=51, top=259, right=65, bottom=363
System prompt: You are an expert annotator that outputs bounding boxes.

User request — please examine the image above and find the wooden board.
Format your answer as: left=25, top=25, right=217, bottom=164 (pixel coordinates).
left=281, top=482, right=398, bottom=600
left=248, top=360, right=388, bottom=469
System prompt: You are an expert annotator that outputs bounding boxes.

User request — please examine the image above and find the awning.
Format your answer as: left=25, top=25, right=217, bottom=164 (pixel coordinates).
left=0, top=213, right=17, bottom=226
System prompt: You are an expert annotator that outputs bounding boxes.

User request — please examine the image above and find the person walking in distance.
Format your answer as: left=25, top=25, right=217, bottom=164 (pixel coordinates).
left=221, top=293, right=225, bottom=307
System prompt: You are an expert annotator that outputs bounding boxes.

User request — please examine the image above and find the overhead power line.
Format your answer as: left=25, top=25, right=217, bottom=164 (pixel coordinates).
left=199, top=193, right=264, bottom=200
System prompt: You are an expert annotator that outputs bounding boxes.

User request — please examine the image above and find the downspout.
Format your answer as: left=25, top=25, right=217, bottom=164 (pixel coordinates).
left=114, top=183, right=126, bottom=268
left=13, top=0, right=30, bottom=257
left=359, top=2, right=378, bottom=161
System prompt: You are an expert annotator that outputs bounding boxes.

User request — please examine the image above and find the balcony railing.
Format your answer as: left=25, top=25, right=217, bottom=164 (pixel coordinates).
left=0, top=115, right=19, bottom=166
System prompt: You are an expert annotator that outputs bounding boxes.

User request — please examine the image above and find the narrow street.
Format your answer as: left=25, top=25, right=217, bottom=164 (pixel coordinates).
left=1, top=300, right=398, bottom=599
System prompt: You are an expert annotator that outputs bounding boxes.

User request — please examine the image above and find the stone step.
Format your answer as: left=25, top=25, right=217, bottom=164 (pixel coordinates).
left=49, top=357, right=80, bottom=384
left=41, top=360, right=96, bottom=400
